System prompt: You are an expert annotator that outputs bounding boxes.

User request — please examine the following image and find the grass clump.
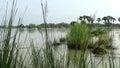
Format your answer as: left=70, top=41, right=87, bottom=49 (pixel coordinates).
left=97, top=34, right=112, bottom=46
left=67, top=23, right=90, bottom=49
left=91, top=28, right=107, bottom=36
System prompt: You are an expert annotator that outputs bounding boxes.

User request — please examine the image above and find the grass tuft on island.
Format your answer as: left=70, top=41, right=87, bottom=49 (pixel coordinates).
left=67, top=22, right=90, bottom=49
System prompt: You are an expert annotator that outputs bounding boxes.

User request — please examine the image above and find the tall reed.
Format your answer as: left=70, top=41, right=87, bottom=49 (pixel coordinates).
left=0, top=0, right=24, bottom=68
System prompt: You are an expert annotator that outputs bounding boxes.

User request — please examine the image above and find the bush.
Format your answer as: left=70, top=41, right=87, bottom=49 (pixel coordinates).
left=67, top=23, right=90, bottom=49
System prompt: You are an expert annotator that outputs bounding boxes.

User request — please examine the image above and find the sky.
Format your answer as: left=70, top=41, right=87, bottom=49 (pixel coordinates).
left=0, top=0, right=120, bottom=25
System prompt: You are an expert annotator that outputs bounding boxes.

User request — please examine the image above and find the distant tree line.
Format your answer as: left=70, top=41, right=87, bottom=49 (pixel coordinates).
left=71, top=15, right=120, bottom=27
left=0, top=22, right=70, bottom=28
left=1, top=15, right=120, bottom=28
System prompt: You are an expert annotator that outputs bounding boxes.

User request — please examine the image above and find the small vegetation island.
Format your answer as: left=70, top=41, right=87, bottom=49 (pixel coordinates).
left=67, top=16, right=116, bottom=53
left=1, top=0, right=120, bottom=68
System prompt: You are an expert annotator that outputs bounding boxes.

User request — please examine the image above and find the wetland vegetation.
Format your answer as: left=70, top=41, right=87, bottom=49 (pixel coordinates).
left=1, top=0, right=120, bottom=68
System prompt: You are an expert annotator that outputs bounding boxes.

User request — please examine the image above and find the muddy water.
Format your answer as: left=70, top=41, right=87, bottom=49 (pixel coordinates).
left=6, top=28, right=120, bottom=68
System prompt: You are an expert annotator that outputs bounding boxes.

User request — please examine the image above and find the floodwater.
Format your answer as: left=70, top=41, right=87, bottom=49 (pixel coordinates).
left=2, top=28, right=120, bottom=68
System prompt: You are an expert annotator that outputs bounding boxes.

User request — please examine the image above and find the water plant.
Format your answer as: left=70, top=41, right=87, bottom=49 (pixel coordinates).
left=91, top=28, right=107, bottom=36
left=0, top=0, right=24, bottom=68
left=67, top=22, right=90, bottom=49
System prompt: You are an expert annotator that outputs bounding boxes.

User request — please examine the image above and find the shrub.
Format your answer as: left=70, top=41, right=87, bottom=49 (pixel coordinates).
left=67, top=23, right=90, bottom=49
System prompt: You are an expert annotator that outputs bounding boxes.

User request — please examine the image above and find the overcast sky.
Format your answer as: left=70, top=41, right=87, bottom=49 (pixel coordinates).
left=0, top=0, right=120, bottom=25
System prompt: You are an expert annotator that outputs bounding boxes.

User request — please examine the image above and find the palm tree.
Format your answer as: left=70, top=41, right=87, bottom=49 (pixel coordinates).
left=112, top=17, right=116, bottom=23
left=79, top=15, right=87, bottom=24
left=118, top=17, right=120, bottom=22
left=96, top=17, right=101, bottom=25
left=79, top=16, right=83, bottom=21
left=102, top=16, right=107, bottom=23
left=108, top=16, right=116, bottom=24
left=87, top=16, right=94, bottom=24
left=106, top=16, right=111, bottom=23
left=111, top=17, right=116, bottom=25
left=79, top=15, right=94, bottom=25
left=102, top=16, right=112, bottom=27
left=83, top=15, right=87, bottom=21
